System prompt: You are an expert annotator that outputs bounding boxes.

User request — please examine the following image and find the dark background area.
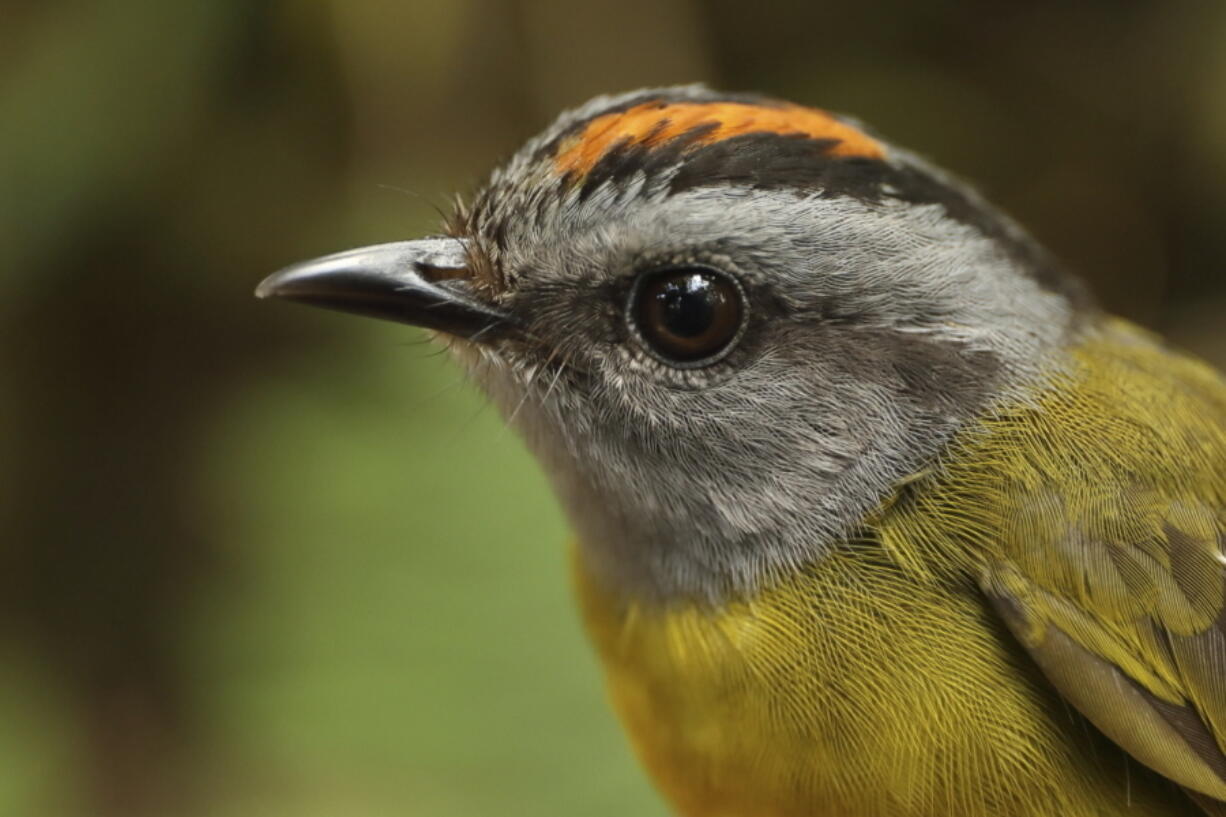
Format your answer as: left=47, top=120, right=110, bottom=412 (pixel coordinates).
left=2, top=2, right=1223, bottom=815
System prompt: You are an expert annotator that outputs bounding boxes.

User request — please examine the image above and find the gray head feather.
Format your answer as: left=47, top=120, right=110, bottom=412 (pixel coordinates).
left=448, top=86, right=1081, bottom=604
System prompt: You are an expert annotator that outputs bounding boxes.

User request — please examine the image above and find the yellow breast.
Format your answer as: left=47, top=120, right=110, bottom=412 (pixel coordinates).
left=576, top=550, right=1188, bottom=817
left=574, top=318, right=1222, bottom=817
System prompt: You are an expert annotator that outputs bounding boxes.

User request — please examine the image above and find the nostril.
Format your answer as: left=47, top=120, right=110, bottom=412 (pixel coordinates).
left=416, top=262, right=470, bottom=283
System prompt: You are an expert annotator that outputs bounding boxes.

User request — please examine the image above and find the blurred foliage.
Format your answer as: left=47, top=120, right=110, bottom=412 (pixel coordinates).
left=0, top=1, right=1223, bottom=815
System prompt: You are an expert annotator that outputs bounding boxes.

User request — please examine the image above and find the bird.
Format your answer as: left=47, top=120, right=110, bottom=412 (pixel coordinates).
left=257, top=85, right=1226, bottom=816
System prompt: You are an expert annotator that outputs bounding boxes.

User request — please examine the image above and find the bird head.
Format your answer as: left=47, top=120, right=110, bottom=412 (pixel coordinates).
left=258, top=85, right=1088, bottom=604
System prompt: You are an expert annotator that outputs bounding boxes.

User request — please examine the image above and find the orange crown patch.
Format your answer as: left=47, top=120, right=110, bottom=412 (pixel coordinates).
left=552, top=100, right=886, bottom=178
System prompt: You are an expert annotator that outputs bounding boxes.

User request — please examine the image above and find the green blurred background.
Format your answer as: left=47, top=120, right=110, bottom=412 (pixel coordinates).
left=2, top=1, right=1225, bottom=815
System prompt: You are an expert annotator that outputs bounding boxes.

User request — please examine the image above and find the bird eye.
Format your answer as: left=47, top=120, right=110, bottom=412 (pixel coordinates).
left=629, top=268, right=745, bottom=367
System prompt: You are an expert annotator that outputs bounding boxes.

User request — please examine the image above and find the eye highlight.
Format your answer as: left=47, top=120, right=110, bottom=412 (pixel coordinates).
left=628, top=268, right=746, bottom=367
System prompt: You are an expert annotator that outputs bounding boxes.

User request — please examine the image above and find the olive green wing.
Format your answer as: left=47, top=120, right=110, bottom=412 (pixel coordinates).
left=981, top=496, right=1226, bottom=807
left=871, top=320, right=1226, bottom=810
left=952, top=321, right=1226, bottom=810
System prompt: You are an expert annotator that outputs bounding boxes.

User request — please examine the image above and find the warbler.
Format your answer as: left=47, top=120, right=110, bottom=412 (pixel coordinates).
left=257, top=86, right=1226, bottom=816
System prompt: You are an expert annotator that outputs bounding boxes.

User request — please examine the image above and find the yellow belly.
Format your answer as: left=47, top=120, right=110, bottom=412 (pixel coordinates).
left=572, top=319, right=1219, bottom=817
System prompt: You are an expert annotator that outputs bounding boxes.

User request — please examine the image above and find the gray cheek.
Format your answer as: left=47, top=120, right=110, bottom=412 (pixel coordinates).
left=457, top=183, right=1069, bottom=604
left=463, top=322, right=995, bottom=604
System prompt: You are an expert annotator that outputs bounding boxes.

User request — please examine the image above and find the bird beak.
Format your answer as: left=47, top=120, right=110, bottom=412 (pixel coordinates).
left=255, top=238, right=513, bottom=340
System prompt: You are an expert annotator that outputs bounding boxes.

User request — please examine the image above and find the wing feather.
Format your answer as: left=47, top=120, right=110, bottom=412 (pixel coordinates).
left=886, top=320, right=1226, bottom=812
left=982, top=509, right=1226, bottom=808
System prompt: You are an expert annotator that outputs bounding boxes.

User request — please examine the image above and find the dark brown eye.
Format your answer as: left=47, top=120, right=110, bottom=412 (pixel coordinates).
left=630, top=269, right=745, bottom=367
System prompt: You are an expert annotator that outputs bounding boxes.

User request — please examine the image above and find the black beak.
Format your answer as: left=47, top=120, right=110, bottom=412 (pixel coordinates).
left=255, top=238, right=513, bottom=340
